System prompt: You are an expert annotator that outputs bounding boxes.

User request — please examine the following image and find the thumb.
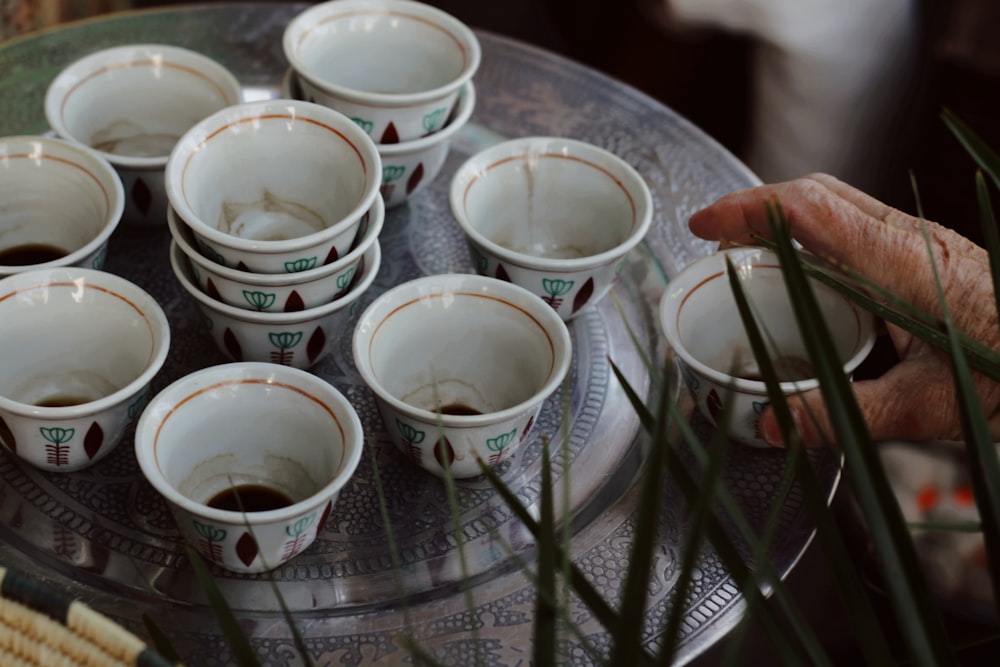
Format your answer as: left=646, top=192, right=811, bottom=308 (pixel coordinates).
left=758, top=365, right=964, bottom=447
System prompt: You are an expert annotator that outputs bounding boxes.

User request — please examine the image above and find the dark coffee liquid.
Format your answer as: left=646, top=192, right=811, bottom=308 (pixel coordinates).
left=35, top=395, right=90, bottom=408
left=207, top=485, right=294, bottom=512
left=438, top=403, right=483, bottom=416
left=0, top=243, right=68, bottom=266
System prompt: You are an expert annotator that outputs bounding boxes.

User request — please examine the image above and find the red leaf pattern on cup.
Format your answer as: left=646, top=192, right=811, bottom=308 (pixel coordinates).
left=572, top=277, right=595, bottom=315
left=284, top=291, right=305, bottom=312
left=434, top=436, right=455, bottom=471
left=236, top=531, right=258, bottom=567
left=206, top=277, right=222, bottom=302
left=0, top=417, right=15, bottom=453
left=323, top=245, right=339, bottom=265
left=84, top=422, right=104, bottom=460
left=380, top=123, right=400, bottom=144
left=307, top=327, right=326, bottom=364
left=406, top=163, right=424, bottom=195
left=224, top=328, right=243, bottom=361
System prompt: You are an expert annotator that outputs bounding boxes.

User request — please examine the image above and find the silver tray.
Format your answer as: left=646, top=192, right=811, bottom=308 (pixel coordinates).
left=0, top=4, right=837, bottom=664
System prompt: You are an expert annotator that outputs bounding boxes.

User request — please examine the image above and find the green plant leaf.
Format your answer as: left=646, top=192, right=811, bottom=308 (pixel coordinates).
left=942, top=108, right=1000, bottom=192
left=185, top=546, right=261, bottom=667
left=533, top=437, right=557, bottom=666
left=727, top=232, right=895, bottom=665
left=921, top=173, right=1000, bottom=618
left=609, top=356, right=674, bottom=666
left=767, top=199, right=958, bottom=667
left=608, top=360, right=810, bottom=665
left=655, top=371, right=733, bottom=666
left=978, top=171, right=1000, bottom=338
left=476, top=459, right=626, bottom=646
left=755, top=238, right=1000, bottom=385
left=142, top=614, right=184, bottom=664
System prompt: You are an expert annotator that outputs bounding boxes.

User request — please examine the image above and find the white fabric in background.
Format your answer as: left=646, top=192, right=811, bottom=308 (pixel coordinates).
left=662, top=0, right=919, bottom=193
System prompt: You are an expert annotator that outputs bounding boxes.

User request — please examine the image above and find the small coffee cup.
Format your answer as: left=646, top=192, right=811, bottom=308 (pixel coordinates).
left=0, top=267, right=170, bottom=471
left=450, top=136, right=653, bottom=320
left=352, top=273, right=572, bottom=478
left=45, top=44, right=242, bottom=227
left=659, top=247, right=876, bottom=447
left=135, top=362, right=363, bottom=573
left=0, top=136, right=124, bottom=278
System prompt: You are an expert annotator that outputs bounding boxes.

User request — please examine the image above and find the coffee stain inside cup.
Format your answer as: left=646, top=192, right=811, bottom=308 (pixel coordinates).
left=736, top=354, right=814, bottom=383
left=91, top=120, right=180, bottom=157
left=218, top=189, right=326, bottom=241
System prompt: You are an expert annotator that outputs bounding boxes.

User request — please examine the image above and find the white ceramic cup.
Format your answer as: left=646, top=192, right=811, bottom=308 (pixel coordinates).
left=165, top=98, right=382, bottom=274
left=659, top=247, right=877, bottom=447
left=282, top=69, right=476, bottom=209
left=282, top=0, right=481, bottom=144
left=135, top=362, right=363, bottom=574
left=0, top=267, right=170, bottom=471
left=167, top=193, right=383, bottom=312
left=352, top=273, right=572, bottom=479
left=44, top=44, right=242, bottom=227
left=170, top=239, right=380, bottom=369
left=450, top=136, right=653, bottom=320
left=0, top=136, right=124, bottom=278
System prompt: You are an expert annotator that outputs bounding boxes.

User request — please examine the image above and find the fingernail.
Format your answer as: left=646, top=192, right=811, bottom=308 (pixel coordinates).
left=760, top=413, right=784, bottom=447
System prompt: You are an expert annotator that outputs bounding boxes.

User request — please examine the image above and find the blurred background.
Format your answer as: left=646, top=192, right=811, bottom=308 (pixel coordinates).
left=3, top=0, right=999, bottom=245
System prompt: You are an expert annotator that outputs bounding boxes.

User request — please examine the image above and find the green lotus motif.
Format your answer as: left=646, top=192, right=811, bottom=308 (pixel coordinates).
left=422, top=108, right=447, bottom=132
left=193, top=520, right=226, bottom=542
left=284, top=257, right=318, bottom=273
left=542, top=278, right=574, bottom=297
left=269, top=331, right=303, bottom=349
left=243, top=290, right=277, bottom=310
left=39, top=427, right=74, bottom=444
left=336, top=267, right=356, bottom=290
left=382, top=165, right=406, bottom=183
left=286, top=513, right=316, bottom=537
left=198, top=241, right=226, bottom=265
left=351, top=117, right=374, bottom=134
left=486, top=428, right=517, bottom=453
left=396, top=419, right=425, bottom=444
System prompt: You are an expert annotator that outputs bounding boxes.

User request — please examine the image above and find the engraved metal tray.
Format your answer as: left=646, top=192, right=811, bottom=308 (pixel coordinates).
left=0, top=4, right=838, bottom=664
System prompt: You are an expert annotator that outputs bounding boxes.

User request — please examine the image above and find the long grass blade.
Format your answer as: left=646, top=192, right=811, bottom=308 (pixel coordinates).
left=755, top=238, right=1000, bottom=384
left=727, top=240, right=896, bottom=666
left=942, top=108, right=1000, bottom=191
left=915, top=173, right=1000, bottom=617
left=978, top=171, right=1000, bottom=334
left=655, top=375, right=734, bottom=665
left=609, top=355, right=675, bottom=667
left=767, top=200, right=958, bottom=667
left=533, top=437, right=558, bottom=665
left=476, top=459, right=625, bottom=640
left=184, top=546, right=260, bottom=667
left=609, top=360, right=811, bottom=665
left=141, top=614, right=184, bottom=664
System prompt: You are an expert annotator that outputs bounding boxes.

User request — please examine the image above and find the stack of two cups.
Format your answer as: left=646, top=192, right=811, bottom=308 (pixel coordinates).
left=282, top=0, right=480, bottom=208
left=164, top=97, right=385, bottom=371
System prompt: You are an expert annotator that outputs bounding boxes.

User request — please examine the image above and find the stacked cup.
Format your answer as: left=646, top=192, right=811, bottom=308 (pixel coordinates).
left=164, top=98, right=384, bottom=370
left=282, top=0, right=481, bottom=207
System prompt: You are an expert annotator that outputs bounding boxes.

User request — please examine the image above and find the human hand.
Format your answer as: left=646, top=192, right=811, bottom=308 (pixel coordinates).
left=687, top=173, right=1000, bottom=446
